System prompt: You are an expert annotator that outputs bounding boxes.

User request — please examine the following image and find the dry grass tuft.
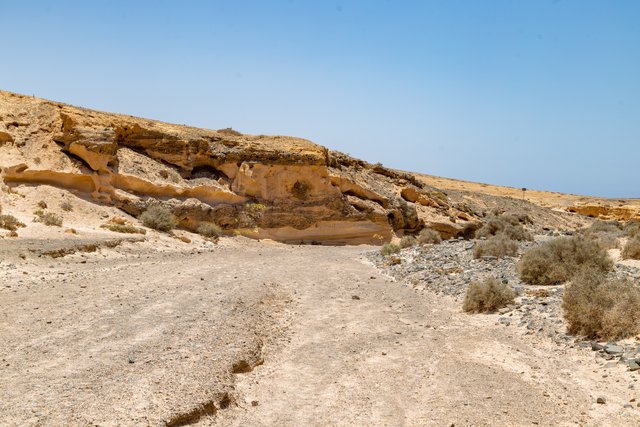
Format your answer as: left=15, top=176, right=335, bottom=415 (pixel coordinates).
left=418, top=228, right=442, bottom=245
left=463, top=277, right=516, bottom=313
left=399, top=235, right=417, bottom=248
left=33, top=210, right=62, bottom=227
left=518, top=236, right=612, bottom=286
left=197, top=222, right=222, bottom=240
left=563, top=267, right=640, bottom=339
left=139, top=206, right=176, bottom=232
left=0, top=214, right=26, bottom=231
left=381, top=243, right=401, bottom=256
left=60, top=201, right=73, bottom=212
left=473, top=234, right=518, bottom=259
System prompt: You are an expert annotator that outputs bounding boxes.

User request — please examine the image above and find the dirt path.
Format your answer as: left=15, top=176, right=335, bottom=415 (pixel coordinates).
left=2, top=239, right=639, bottom=426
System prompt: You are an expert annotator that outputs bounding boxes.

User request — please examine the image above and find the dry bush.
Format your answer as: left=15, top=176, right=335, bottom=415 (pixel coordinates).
left=381, top=243, right=401, bottom=256
left=473, top=234, right=518, bottom=259
left=624, top=221, right=640, bottom=238
left=60, top=201, right=73, bottom=212
left=563, top=267, right=640, bottom=339
left=584, top=220, right=622, bottom=234
left=139, top=206, right=176, bottom=231
left=476, top=214, right=532, bottom=241
left=463, top=277, right=516, bottom=313
left=101, top=223, right=146, bottom=235
left=34, top=210, right=62, bottom=227
left=0, top=214, right=26, bottom=231
left=623, top=236, right=640, bottom=260
left=197, top=222, right=222, bottom=239
left=518, top=236, right=612, bottom=286
left=418, top=228, right=442, bottom=245
left=36, top=200, right=47, bottom=209
left=217, top=127, right=242, bottom=136
left=399, top=235, right=417, bottom=248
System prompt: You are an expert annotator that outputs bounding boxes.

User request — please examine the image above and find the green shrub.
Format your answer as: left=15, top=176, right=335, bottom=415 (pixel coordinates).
left=463, top=277, right=516, bottom=313
left=623, top=236, right=640, bottom=260
left=563, top=267, right=640, bottom=339
left=0, top=214, right=25, bottom=231
left=518, top=236, right=612, bottom=286
left=139, top=206, right=176, bottom=232
left=197, top=222, right=222, bottom=239
left=476, top=214, right=532, bottom=241
left=380, top=243, right=401, bottom=256
left=418, top=228, right=442, bottom=245
left=399, top=235, right=416, bottom=249
left=473, top=234, right=518, bottom=259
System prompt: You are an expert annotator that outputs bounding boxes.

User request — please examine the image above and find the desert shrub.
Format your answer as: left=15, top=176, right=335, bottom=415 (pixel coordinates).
left=584, top=220, right=622, bottom=234
left=623, top=235, right=640, bottom=260
left=197, top=222, right=222, bottom=239
left=36, top=200, right=47, bottom=209
left=476, top=214, right=532, bottom=241
left=624, top=221, right=640, bottom=238
left=563, top=267, right=640, bottom=339
left=463, top=277, right=516, bottom=313
left=139, top=206, right=176, bottom=232
left=101, top=223, right=146, bottom=235
left=399, top=235, right=417, bottom=249
left=60, top=201, right=73, bottom=212
left=473, top=234, right=518, bottom=259
left=217, top=127, right=242, bottom=136
left=34, top=210, right=62, bottom=227
left=291, top=181, right=311, bottom=200
left=380, top=243, right=401, bottom=256
left=0, top=214, right=25, bottom=231
left=518, top=236, right=612, bottom=286
left=418, top=228, right=442, bottom=245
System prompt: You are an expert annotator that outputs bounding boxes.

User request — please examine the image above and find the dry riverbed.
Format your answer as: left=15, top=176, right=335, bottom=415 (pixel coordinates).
left=1, top=236, right=640, bottom=426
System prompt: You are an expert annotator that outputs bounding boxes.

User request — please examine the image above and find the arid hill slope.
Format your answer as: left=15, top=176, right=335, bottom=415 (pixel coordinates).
left=0, top=90, right=487, bottom=244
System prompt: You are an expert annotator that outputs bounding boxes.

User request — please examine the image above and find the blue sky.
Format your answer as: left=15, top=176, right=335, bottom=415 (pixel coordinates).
left=2, top=1, right=639, bottom=197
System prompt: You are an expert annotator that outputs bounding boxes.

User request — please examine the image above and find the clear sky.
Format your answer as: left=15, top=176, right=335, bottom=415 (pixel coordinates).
left=2, top=1, right=639, bottom=197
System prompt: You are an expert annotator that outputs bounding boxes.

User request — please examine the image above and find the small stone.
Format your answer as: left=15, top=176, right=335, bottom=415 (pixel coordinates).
left=251, top=400, right=259, bottom=407
left=624, top=404, right=634, bottom=409
left=605, top=344, right=624, bottom=355
left=597, top=397, right=606, bottom=404
left=351, top=295, right=360, bottom=300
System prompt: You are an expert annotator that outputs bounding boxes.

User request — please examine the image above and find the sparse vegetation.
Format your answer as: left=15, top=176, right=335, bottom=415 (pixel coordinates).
left=475, top=214, right=533, bottom=241
left=473, top=234, right=518, bottom=259
left=399, top=235, right=417, bottom=249
left=380, top=243, right=401, bottom=256
left=518, top=236, right=612, bottom=286
left=579, top=220, right=623, bottom=250
left=418, top=228, right=442, bottom=245
left=622, top=235, right=640, bottom=260
left=217, top=127, right=242, bottom=136
left=101, top=223, right=147, bottom=234
left=563, top=267, right=640, bottom=339
left=36, top=200, right=48, bottom=209
left=624, top=220, right=640, bottom=238
left=33, top=210, right=63, bottom=227
left=197, top=222, right=222, bottom=240
left=139, top=206, right=176, bottom=232
left=60, top=201, right=73, bottom=212
left=463, top=277, right=516, bottom=313
left=0, top=214, right=25, bottom=231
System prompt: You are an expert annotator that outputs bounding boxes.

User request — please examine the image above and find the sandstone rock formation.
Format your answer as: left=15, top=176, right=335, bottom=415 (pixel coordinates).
left=0, top=91, right=480, bottom=243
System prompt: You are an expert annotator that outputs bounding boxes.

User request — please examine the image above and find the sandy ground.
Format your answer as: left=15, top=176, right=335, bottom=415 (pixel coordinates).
left=2, top=237, right=640, bottom=426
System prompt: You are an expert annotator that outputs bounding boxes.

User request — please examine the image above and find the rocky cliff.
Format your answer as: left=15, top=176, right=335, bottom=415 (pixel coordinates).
left=0, top=91, right=480, bottom=244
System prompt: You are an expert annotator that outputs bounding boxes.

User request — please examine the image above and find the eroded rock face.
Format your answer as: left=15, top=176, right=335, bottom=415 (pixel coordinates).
left=0, top=90, right=478, bottom=243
